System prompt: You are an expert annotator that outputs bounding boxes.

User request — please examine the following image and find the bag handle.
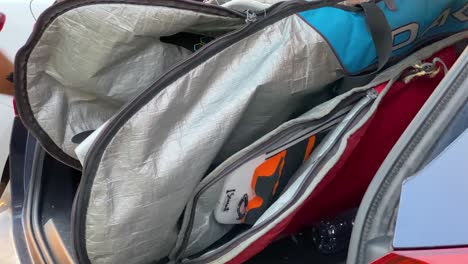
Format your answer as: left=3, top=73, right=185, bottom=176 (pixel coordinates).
left=334, top=1, right=393, bottom=95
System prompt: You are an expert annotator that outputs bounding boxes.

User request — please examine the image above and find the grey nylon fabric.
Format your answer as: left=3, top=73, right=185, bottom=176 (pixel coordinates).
left=85, top=13, right=342, bottom=263
left=26, top=4, right=243, bottom=161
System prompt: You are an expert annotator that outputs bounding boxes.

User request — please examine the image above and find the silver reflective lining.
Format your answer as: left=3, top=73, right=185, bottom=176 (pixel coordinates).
left=25, top=4, right=244, bottom=161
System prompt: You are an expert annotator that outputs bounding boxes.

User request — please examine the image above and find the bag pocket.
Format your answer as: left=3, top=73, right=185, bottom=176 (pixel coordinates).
left=170, top=86, right=370, bottom=260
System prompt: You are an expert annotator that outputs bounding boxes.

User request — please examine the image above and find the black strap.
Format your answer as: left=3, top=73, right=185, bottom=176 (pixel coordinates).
left=71, top=130, right=95, bottom=144
left=334, top=2, right=393, bottom=95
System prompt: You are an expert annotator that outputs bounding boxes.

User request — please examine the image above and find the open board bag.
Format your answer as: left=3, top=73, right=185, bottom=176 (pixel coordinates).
left=12, top=0, right=468, bottom=263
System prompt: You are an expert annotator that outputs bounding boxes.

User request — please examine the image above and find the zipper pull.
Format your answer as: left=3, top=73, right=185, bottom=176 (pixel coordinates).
left=245, top=10, right=257, bottom=24
left=366, top=88, right=378, bottom=100
left=402, top=57, right=448, bottom=84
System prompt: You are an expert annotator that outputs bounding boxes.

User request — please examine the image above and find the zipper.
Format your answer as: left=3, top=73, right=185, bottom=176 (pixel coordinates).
left=401, top=57, right=449, bottom=84
left=245, top=10, right=258, bottom=23
left=178, top=90, right=377, bottom=263
left=72, top=0, right=344, bottom=262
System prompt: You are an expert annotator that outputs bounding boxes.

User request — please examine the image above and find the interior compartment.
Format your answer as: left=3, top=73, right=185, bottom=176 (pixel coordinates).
left=21, top=3, right=244, bottom=161
left=20, top=133, right=82, bottom=264
left=173, top=86, right=369, bottom=259
left=246, top=209, right=356, bottom=264
left=21, top=39, right=464, bottom=264
left=246, top=230, right=349, bottom=264
left=181, top=44, right=462, bottom=264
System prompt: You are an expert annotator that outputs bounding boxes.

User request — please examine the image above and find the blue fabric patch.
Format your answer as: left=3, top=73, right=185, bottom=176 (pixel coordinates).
left=299, top=0, right=468, bottom=74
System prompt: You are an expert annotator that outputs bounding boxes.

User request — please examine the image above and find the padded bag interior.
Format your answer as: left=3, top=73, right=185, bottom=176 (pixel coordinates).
left=17, top=2, right=244, bottom=167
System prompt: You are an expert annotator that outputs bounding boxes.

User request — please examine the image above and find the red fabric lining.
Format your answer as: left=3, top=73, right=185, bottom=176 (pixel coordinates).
left=227, top=46, right=459, bottom=264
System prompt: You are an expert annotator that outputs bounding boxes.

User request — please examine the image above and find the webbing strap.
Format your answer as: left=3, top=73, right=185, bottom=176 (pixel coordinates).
left=334, top=1, right=393, bottom=95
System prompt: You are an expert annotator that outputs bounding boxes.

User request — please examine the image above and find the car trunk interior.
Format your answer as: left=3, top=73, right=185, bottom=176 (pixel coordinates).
left=27, top=41, right=467, bottom=264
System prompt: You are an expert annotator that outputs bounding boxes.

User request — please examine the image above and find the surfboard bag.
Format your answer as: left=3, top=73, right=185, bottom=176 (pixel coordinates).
left=13, top=0, right=467, bottom=262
